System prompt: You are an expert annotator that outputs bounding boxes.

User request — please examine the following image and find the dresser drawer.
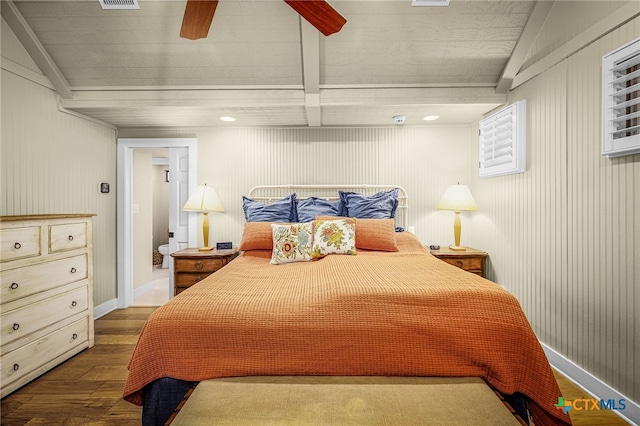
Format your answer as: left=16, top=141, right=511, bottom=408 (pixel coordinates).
left=174, top=258, right=225, bottom=273
left=1, top=318, right=88, bottom=390
left=1, top=255, right=88, bottom=305
left=0, top=226, right=41, bottom=262
left=49, top=222, right=87, bottom=253
left=1, top=286, right=88, bottom=346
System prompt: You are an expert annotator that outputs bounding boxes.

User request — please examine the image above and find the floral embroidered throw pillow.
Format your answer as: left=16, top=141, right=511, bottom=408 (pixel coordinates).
left=270, top=222, right=314, bottom=265
left=312, top=218, right=356, bottom=259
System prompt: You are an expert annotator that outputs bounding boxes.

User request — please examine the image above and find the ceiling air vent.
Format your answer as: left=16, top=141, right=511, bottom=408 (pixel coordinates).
left=99, top=0, right=139, bottom=10
left=411, top=0, right=450, bottom=6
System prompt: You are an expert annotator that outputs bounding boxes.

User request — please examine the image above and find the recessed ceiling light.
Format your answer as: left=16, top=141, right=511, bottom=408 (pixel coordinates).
left=219, top=116, right=236, bottom=122
left=422, top=115, right=440, bottom=121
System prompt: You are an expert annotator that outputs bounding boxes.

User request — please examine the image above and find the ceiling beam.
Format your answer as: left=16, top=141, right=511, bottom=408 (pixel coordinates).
left=61, top=86, right=505, bottom=111
left=495, top=0, right=554, bottom=94
left=1, top=1, right=73, bottom=99
left=300, top=19, right=321, bottom=126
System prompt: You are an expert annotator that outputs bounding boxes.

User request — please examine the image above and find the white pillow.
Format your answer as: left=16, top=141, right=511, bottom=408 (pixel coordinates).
left=311, top=218, right=356, bottom=259
left=270, top=222, right=314, bottom=265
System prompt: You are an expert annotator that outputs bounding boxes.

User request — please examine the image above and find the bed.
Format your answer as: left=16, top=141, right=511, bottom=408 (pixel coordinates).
left=123, top=185, right=571, bottom=426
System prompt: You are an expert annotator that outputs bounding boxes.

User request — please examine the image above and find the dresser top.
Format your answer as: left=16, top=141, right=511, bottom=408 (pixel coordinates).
left=1, top=214, right=96, bottom=222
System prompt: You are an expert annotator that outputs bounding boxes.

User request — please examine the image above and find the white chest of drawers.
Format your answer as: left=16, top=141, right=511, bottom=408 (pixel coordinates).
left=0, top=214, right=95, bottom=397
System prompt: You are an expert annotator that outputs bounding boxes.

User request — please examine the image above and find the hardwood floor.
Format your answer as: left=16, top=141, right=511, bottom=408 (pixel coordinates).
left=1, top=307, right=154, bottom=426
left=1, top=307, right=631, bottom=425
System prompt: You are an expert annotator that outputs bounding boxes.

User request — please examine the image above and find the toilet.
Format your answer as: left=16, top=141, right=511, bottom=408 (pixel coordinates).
left=158, top=244, right=170, bottom=268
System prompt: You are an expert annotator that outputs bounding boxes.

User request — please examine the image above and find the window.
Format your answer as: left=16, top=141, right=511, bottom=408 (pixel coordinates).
left=602, top=38, right=640, bottom=158
left=479, top=99, right=526, bottom=178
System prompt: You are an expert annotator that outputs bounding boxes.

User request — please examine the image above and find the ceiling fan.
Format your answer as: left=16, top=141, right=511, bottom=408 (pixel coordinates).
left=180, top=0, right=347, bottom=40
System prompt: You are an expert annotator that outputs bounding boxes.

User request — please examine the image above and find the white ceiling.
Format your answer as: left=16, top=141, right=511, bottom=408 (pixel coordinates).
left=3, top=0, right=543, bottom=128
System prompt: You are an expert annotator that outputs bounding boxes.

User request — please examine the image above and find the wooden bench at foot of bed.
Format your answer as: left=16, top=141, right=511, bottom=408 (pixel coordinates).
left=168, top=376, right=527, bottom=425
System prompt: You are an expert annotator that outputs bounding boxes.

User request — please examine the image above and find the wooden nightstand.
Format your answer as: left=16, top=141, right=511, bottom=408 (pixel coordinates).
left=170, top=248, right=239, bottom=295
left=430, top=247, right=487, bottom=278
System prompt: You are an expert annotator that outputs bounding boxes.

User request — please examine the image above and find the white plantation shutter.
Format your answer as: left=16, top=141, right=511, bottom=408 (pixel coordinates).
left=602, top=38, right=640, bottom=158
left=479, top=99, right=526, bottom=178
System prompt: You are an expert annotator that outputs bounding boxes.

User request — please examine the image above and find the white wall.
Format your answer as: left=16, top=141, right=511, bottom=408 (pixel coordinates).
left=468, top=14, right=640, bottom=408
left=152, top=164, right=170, bottom=249
left=1, top=18, right=118, bottom=307
left=132, top=150, right=153, bottom=290
left=120, top=126, right=474, bottom=248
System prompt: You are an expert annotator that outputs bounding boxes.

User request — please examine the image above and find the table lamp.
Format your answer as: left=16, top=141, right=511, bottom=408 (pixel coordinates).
left=436, top=183, right=478, bottom=251
left=183, top=184, right=225, bottom=251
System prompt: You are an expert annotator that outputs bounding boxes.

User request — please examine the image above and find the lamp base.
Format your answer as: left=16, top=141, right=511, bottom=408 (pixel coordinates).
left=449, top=245, right=467, bottom=251
left=198, top=246, right=214, bottom=252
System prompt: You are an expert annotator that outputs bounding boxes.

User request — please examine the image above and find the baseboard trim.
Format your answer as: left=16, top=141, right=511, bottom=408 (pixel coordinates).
left=94, top=298, right=117, bottom=320
left=133, top=280, right=155, bottom=300
left=542, top=343, right=639, bottom=426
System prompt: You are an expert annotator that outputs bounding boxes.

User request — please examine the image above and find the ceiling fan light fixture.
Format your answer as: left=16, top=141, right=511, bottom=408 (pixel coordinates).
left=219, top=116, right=236, bottom=122
left=422, top=115, right=440, bottom=121
left=98, top=0, right=139, bottom=10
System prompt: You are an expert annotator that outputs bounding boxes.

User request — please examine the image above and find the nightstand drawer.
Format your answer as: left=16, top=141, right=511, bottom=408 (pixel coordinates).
left=174, top=258, right=225, bottom=273
left=171, top=248, right=239, bottom=296
left=175, top=272, right=214, bottom=287
left=430, top=247, right=487, bottom=278
left=439, top=257, right=483, bottom=273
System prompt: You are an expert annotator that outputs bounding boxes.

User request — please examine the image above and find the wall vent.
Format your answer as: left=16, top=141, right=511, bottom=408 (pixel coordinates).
left=411, top=0, right=450, bottom=6
left=99, top=0, right=139, bottom=10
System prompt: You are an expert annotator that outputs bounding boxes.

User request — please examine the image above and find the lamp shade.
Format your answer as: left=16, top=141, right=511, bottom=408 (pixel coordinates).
left=436, top=184, right=478, bottom=212
left=183, top=184, right=225, bottom=212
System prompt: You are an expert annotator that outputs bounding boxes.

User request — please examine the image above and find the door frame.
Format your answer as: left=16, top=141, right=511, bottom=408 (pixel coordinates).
left=116, top=138, right=198, bottom=308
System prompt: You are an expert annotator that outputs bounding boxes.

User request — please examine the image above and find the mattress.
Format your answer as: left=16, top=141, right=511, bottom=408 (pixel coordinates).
left=124, top=231, right=570, bottom=426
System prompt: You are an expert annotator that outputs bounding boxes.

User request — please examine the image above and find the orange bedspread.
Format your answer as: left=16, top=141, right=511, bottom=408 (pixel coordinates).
left=124, top=232, right=570, bottom=425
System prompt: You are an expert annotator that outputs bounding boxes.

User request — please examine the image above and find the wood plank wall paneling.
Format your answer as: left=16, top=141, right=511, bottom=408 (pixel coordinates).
left=1, top=69, right=118, bottom=307
left=190, top=126, right=474, bottom=249
left=468, top=18, right=639, bottom=405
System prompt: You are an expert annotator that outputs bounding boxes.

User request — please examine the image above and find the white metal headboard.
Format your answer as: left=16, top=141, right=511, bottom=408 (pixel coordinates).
left=247, top=184, right=408, bottom=230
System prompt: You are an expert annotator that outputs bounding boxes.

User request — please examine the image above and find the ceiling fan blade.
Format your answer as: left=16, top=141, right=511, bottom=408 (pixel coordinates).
left=180, top=0, right=219, bottom=40
left=284, top=0, right=347, bottom=36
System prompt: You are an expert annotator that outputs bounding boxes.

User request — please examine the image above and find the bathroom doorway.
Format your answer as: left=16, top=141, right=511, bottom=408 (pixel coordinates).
left=116, top=138, right=197, bottom=308
left=130, top=148, right=170, bottom=306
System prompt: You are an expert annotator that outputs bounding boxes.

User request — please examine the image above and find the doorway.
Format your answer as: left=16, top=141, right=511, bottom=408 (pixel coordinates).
left=116, top=138, right=198, bottom=308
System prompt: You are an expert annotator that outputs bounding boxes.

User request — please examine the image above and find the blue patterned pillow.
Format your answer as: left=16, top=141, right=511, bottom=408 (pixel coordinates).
left=339, top=188, right=399, bottom=219
left=242, top=194, right=297, bottom=222
left=296, top=197, right=340, bottom=222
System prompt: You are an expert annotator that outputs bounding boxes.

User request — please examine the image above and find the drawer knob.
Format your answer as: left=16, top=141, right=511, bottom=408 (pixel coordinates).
left=455, top=260, right=464, bottom=268
left=12, top=323, right=20, bottom=331
left=14, top=242, right=21, bottom=249
left=10, top=282, right=19, bottom=290
left=194, top=261, right=204, bottom=270
left=68, top=235, right=74, bottom=241
left=13, top=364, right=19, bottom=372
left=70, top=267, right=77, bottom=274
left=72, top=333, right=78, bottom=340
left=71, top=300, right=78, bottom=308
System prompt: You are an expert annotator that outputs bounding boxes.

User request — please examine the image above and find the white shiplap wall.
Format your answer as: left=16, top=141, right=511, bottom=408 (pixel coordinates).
left=119, top=126, right=475, bottom=249
left=198, top=127, right=469, bottom=250
left=468, top=18, right=639, bottom=406
left=1, top=69, right=118, bottom=306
